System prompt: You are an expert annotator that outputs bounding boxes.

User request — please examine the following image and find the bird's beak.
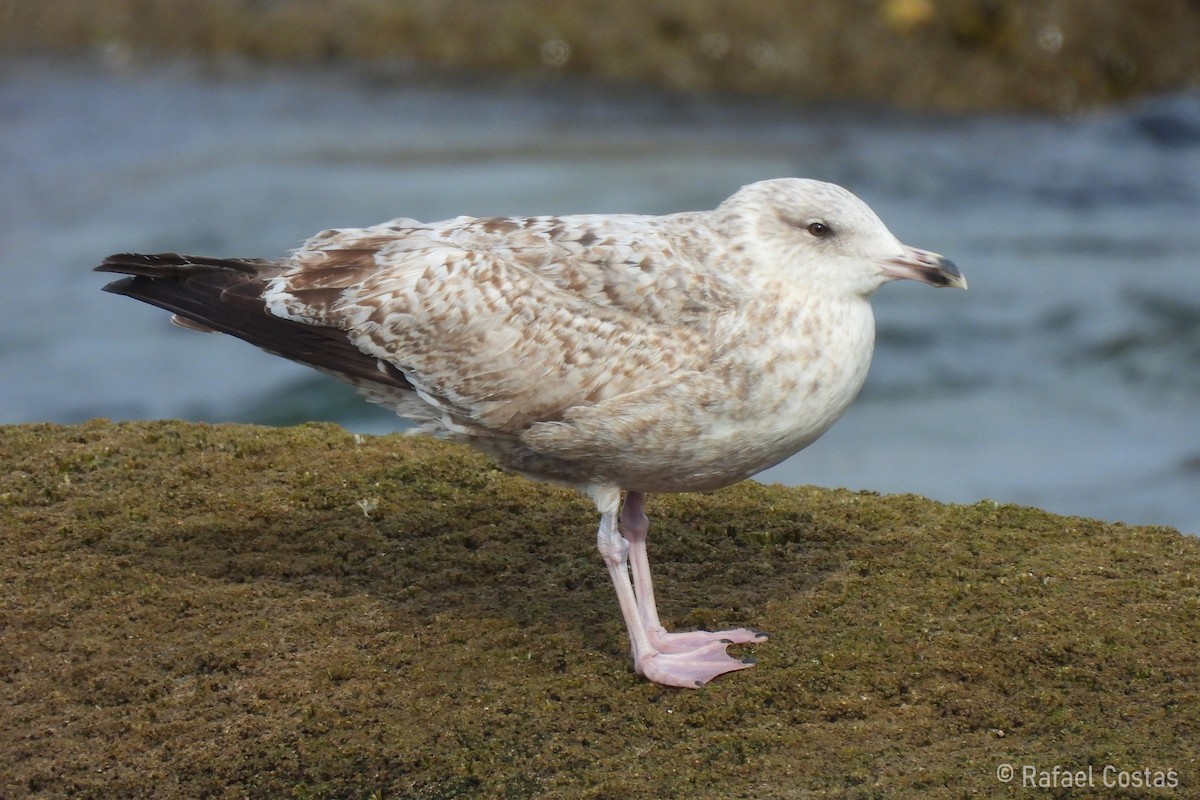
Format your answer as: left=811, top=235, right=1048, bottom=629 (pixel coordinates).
left=880, top=245, right=967, bottom=289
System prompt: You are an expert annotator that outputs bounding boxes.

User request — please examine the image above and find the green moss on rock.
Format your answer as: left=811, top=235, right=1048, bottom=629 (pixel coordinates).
left=2, top=1, right=1200, bottom=112
left=2, top=420, right=1197, bottom=797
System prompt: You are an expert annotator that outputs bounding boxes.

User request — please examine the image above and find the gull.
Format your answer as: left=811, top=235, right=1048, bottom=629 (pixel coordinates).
left=96, top=178, right=965, bottom=688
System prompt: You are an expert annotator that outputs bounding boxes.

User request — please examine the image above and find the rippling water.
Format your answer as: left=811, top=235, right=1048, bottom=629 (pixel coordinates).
left=2, top=57, right=1197, bottom=533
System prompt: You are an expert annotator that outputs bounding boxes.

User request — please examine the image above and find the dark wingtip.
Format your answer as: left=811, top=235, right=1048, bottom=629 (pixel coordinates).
left=91, top=252, right=413, bottom=393
left=95, top=253, right=181, bottom=276
left=98, top=275, right=138, bottom=295
left=93, top=253, right=267, bottom=278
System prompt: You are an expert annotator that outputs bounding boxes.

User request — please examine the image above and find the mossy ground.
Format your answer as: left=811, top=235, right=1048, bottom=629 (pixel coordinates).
left=2, top=420, right=1197, bottom=798
left=2, top=0, right=1199, bottom=112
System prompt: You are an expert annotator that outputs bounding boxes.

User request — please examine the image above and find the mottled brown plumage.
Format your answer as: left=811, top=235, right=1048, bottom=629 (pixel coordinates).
left=97, top=178, right=964, bottom=687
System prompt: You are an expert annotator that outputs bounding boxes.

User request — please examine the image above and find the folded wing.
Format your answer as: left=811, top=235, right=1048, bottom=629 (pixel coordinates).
left=259, top=213, right=743, bottom=433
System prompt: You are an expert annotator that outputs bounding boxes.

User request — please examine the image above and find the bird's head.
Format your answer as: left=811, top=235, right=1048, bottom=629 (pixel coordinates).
left=724, top=178, right=966, bottom=297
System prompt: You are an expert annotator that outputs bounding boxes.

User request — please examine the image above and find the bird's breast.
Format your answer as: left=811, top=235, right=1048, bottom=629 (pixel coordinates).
left=696, top=296, right=876, bottom=476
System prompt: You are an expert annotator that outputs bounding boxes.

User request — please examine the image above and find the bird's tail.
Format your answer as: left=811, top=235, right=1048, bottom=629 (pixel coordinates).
left=95, top=253, right=409, bottom=390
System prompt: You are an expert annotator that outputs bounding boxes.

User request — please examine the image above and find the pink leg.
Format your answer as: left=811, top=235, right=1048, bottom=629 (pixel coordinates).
left=621, top=492, right=768, bottom=654
left=592, top=486, right=765, bottom=688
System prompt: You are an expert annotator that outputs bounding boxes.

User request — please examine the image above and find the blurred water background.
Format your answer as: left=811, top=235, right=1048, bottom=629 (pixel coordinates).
left=2, top=57, right=1197, bottom=533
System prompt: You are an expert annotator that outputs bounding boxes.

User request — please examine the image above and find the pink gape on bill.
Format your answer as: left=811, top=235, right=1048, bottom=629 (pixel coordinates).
left=97, top=179, right=965, bottom=688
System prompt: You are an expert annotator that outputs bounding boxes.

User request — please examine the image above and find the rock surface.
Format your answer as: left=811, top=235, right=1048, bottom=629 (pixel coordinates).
left=2, top=420, right=1197, bottom=797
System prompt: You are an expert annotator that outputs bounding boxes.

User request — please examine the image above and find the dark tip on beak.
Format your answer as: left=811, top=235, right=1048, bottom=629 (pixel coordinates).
left=924, top=256, right=966, bottom=289
left=881, top=246, right=967, bottom=290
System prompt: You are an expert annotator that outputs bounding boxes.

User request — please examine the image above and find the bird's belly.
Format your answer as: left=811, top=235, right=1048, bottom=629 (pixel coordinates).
left=620, top=371, right=869, bottom=492
left=600, top=320, right=876, bottom=493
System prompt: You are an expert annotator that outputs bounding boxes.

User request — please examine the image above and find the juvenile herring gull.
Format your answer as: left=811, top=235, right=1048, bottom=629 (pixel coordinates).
left=96, top=178, right=965, bottom=688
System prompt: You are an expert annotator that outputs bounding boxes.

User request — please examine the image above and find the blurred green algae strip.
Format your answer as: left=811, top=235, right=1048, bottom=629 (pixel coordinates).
left=2, top=0, right=1199, bottom=112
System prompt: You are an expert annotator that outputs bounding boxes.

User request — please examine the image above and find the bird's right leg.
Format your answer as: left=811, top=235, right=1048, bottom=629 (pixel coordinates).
left=593, top=487, right=667, bottom=679
left=620, top=491, right=767, bottom=654
left=592, top=486, right=760, bottom=688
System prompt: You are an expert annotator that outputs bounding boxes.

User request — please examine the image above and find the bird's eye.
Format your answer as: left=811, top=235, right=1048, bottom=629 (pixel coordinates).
left=806, top=221, right=833, bottom=238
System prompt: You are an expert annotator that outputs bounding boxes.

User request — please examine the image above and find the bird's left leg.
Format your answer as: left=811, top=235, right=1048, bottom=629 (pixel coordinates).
left=620, top=491, right=768, bottom=655
left=592, top=486, right=759, bottom=687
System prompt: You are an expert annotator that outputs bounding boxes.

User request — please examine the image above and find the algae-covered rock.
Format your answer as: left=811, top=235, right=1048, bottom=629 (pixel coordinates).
left=2, top=0, right=1199, bottom=112
left=1, top=420, right=1197, bottom=797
